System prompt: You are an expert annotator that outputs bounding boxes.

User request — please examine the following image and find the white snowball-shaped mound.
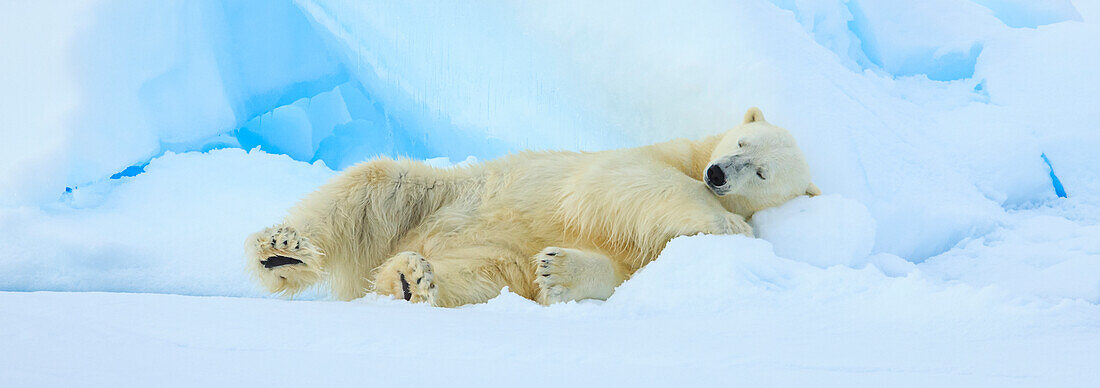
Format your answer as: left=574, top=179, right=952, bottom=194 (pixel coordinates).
left=608, top=234, right=803, bottom=313
left=750, top=195, right=876, bottom=268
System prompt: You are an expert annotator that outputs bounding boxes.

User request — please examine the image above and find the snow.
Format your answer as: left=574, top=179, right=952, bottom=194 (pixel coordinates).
left=2, top=236, right=1098, bottom=386
left=0, top=1, right=90, bottom=206
left=0, top=149, right=333, bottom=298
left=751, top=195, right=877, bottom=268
left=2, top=0, right=1100, bottom=385
left=972, top=0, right=1084, bottom=28
left=921, top=214, right=1100, bottom=303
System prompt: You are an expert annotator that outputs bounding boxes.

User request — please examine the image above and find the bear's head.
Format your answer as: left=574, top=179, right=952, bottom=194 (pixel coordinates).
left=704, top=107, right=820, bottom=215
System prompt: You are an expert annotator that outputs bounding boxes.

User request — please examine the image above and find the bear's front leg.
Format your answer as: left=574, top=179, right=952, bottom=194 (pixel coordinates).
left=650, top=176, right=754, bottom=238
left=705, top=212, right=754, bottom=237
left=533, top=247, right=629, bottom=305
left=245, top=225, right=325, bottom=296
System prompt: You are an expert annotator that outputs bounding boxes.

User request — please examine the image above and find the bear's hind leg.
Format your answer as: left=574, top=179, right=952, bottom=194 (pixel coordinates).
left=245, top=225, right=325, bottom=296
left=534, top=247, right=629, bottom=305
left=373, top=252, right=439, bottom=305
left=374, top=249, right=521, bottom=307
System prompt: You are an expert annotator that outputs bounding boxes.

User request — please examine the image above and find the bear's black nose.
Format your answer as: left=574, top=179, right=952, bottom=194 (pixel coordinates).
left=706, top=164, right=726, bottom=187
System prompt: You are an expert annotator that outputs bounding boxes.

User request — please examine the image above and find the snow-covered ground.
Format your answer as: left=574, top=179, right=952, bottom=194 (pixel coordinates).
left=2, top=0, right=1099, bottom=386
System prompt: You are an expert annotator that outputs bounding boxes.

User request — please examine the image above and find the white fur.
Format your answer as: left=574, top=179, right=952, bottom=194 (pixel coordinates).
left=245, top=108, right=817, bottom=306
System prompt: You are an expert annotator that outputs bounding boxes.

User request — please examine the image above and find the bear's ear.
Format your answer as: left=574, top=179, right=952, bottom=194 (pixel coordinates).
left=806, top=182, right=821, bottom=197
left=743, top=107, right=766, bottom=124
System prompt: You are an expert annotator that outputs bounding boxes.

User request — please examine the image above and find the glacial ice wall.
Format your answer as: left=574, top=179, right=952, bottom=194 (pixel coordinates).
left=2, top=0, right=1097, bottom=261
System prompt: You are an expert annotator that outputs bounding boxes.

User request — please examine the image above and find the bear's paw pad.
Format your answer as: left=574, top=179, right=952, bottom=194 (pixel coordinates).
left=261, top=255, right=303, bottom=268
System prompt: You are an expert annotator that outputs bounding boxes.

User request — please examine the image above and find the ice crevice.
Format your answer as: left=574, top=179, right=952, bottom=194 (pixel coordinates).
left=1041, top=153, right=1068, bottom=198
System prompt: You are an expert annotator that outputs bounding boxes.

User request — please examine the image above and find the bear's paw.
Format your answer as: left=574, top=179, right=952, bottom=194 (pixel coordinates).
left=374, top=252, right=438, bottom=305
left=245, top=225, right=325, bottom=295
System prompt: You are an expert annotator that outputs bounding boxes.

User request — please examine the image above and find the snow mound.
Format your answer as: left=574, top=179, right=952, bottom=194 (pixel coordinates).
left=0, top=149, right=333, bottom=297
left=751, top=195, right=876, bottom=268
left=609, top=235, right=804, bottom=313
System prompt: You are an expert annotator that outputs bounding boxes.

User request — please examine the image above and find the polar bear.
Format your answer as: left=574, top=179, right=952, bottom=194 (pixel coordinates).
left=246, top=108, right=819, bottom=306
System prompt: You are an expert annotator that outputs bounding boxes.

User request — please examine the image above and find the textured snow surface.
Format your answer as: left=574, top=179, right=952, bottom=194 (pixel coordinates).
left=2, top=234, right=1098, bottom=386
left=2, top=0, right=1100, bottom=385
left=0, top=149, right=333, bottom=297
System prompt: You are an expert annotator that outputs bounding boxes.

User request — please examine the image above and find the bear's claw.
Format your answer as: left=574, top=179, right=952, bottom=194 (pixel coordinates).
left=400, top=273, right=412, bottom=301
